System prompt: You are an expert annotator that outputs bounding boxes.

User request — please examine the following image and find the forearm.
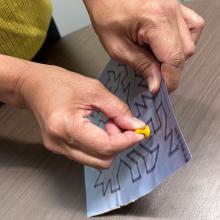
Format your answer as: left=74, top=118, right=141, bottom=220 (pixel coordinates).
left=0, top=54, right=30, bottom=107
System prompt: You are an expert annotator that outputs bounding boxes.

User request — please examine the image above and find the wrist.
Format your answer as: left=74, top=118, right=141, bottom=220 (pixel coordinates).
left=18, top=63, right=63, bottom=122
left=18, top=62, right=50, bottom=112
left=0, top=55, right=31, bottom=108
left=14, top=61, right=37, bottom=109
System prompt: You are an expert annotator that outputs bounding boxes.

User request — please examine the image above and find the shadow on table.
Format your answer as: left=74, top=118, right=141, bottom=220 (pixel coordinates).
left=0, top=137, right=86, bottom=213
left=0, top=136, right=157, bottom=218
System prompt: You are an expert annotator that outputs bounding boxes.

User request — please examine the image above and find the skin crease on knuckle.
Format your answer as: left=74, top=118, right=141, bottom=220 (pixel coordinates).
left=98, top=142, right=115, bottom=157
left=135, top=60, right=152, bottom=76
left=166, top=47, right=185, bottom=68
left=68, top=117, right=116, bottom=158
left=138, top=4, right=171, bottom=41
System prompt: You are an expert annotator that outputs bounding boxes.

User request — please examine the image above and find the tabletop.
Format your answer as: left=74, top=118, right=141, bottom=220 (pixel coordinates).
left=0, top=0, right=220, bottom=219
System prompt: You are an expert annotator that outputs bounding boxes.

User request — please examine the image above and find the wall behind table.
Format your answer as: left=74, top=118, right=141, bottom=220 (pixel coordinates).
left=52, top=0, right=194, bottom=37
left=52, top=0, right=91, bottom=37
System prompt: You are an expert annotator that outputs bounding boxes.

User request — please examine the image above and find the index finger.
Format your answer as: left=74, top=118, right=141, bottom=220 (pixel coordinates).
left=68, top=116, right=144, bottom=158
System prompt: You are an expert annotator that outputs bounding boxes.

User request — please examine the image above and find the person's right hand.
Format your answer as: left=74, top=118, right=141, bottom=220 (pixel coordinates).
left=84, top=0, right=205, bottom=93
left=17, top=63, right=145, bottom=169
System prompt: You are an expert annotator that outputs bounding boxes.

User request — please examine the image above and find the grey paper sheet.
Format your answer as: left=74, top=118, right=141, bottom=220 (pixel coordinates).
left=84, top=60, right=191, bottom=217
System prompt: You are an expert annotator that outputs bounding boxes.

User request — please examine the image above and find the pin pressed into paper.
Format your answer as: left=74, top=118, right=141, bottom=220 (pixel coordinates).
left=135, top=125, right=151, bottom=139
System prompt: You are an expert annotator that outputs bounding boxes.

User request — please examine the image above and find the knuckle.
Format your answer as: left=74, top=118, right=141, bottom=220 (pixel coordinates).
left=91, top=78, right=103, bottom=90
left=170, top=82, right=179, bottom=91
left=44, top=142, right=53, bottom=151
left=100, top=144, right=114, bottom=157
left=116, top=100, right=130, bottom=115
left=108, top=43, right=124, bottom=61
left=96, top=160, right=113, bottom=170
left=185, top=44, right=196, bottom=57
left=88, top=78, right=107, bottom=99
left=167, top=49, right=185, bottom=67
left=46, top=112, right=64, bottom=138
left=108, top=45, right=120, bottom=60
left=167, top=78, right=179, bottom=92
left=43, top=141, right=58, bottom=153
left=106, top=96, right=130, bottom=116
left=135, top=61, right=152, bottom=75
left=195, top=16, right=205, bottom=29
left=47, top=121, right=60, bottom=137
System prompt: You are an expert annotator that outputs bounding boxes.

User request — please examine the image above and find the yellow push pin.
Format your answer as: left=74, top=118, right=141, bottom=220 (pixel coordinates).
left=135, top=125, right=151, bottom=139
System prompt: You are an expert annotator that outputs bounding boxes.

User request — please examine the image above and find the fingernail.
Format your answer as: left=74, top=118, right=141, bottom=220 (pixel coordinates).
left=135, top=133, right=145, bottom=141
left=147, top=65, right=161, bottom=94
left=147, top=75, right=156, bottom=93
left=129, top=117, right=145, bottom=129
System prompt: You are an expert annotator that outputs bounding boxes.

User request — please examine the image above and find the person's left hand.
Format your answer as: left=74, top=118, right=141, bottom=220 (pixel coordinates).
left=18, top=63, right=145, bottom=169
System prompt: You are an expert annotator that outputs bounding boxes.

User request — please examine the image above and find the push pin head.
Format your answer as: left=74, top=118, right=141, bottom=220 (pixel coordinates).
left=135, top=125, right=151, bottom=139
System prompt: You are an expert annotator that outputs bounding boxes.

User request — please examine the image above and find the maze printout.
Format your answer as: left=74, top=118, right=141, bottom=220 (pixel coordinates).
left=85, top=60, right=191, bottom=217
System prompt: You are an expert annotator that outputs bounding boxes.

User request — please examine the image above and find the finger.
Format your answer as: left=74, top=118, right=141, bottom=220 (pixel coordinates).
left=68, top=115, right=144, bottom=157
left=45, top=143, right=67, bottom=156
left=177, top=6, right=196, bottom=59
left=63, top=144, right=114, bottom=169
left=105, top=120, right=121, bottom=135
left=92, top=85, right=145, bottom=130
left=140, top=21, right=185, bottom=92
left=107, top=38, right=162, bottom=94
left=44, top=124, right=115, bottom=164
left=181, top=4, right=205, bottom=44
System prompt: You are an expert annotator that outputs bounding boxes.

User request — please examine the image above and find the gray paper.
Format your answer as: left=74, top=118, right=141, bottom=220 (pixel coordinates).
left=84, top=60, right=191, bottom=217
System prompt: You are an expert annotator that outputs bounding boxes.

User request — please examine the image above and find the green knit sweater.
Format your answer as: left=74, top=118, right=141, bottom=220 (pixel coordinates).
left=0, top=0, right=52, bottom=60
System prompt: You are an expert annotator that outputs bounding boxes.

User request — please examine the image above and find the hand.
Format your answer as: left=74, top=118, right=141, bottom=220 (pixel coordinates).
left=84, top=0, right=204, bottom=93
left=18, top=63, right=145, bottom=169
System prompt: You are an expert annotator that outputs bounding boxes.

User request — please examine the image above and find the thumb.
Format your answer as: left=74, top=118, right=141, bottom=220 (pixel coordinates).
left=108, top=39, right=162, bottom=94
left=93, top=84, right=145, bottom=130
